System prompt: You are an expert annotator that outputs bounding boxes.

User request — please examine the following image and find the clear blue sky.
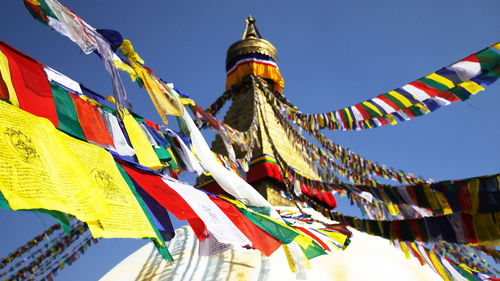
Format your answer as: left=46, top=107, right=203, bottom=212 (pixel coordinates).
left=0, top=0, right=499, bottom=280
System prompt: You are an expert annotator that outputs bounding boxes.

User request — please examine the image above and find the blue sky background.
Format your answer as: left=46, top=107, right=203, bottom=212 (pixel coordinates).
left=0, top=0, right=499, bottom=280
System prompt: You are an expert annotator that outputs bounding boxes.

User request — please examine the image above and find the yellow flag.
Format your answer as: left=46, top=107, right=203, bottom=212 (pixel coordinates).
left=61, top=135, right=157, bottom=239
left=282, top=244, right=296, bottom=273
left=316, top=229, right=349, bottom=248
left=434, top=192, right=453, bottom=215
left=459, top=81, right=484, bottom=95
left=423, top=184, right=442, bottom=212
left=468, top=179, right=479, bottom=213
left=399, top=241, right=411, bottom=259
left=25, top=0, right=40, bottom=5
left=426, top=73, right=454, bottom=89
left=130, top=62, right=185, bottom=122
left=120, top=108, right=163, bottom=170
left=112, top=59, right=137, bottom=81
left=473, top=213, right=499, bottom=243
left=119, top=40, right=144, bottom=65
left=0, top=50, right=19, bottom=107
left=429, top=250, right=452, bottom=281
left=0, top=101, right=110, bottom=221
left=179, top=97, right=196, bottom=107
left=118, top=39, right=184, bottom=121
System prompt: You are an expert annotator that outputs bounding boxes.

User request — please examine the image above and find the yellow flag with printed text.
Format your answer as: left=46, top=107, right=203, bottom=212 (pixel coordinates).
left=62, top=136, right=157, bottom=239
left=0, top=101, right=157, bottom=240
left=0, top=101, right=110, bottom=221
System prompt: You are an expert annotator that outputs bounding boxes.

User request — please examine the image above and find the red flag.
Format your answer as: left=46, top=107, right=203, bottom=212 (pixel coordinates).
left=70, top=93, right=114, bottom=146
left=210, top=196, right=281, bottom=256
left=0, top=41, right=58, bottom=126
left=121, top=164, right=208, bottom=240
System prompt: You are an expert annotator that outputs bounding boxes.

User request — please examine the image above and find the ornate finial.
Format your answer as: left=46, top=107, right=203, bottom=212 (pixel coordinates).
left=242, top=15, right=262, bottom=39
left=226, top=16, right=278, bottom=66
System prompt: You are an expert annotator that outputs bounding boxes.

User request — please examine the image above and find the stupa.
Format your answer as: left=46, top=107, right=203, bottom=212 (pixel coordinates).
left=100, top=18, right=441, bottom=281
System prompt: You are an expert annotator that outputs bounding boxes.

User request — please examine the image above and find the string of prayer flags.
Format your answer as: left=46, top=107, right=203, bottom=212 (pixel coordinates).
left=0, top=40, right=199, bottom=179
left=0, top=98, right=173, bottom=246
left=337, top=173, right=500, bottom=221
left=0, top=225, right=77, bottom=278
left=205, top=90, right=232, bottom=117
left=0, top=223, right=62, bottom=270
left=391, top=241, right=497, bottom=281
left=350, top=173, right=500, bottom=217
left=260, top=43, right=500, bottom=131
left=474, top=246, right=500, bottom=264
left=35, top=236, right=98, bottom=281
left=23, top=0, right=185, bottom=121
left=257, top=78, right=427, bottom=185
left=258, top=87, right=380, bottom=185
left=221, top=196, right=327, bottom=260
left=330, top=211, right=500, bottom=245
left=1, top=222, right=97, bottom=281
left=433, top=242, right=498, bottom=276
left=277, top=207, right=352, bottom=251
left=120, top=158, right=346, bottom=261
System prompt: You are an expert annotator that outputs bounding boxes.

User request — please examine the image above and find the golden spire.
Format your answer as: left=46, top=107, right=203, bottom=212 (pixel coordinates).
left=226, top=16, right=278, bottom=67
left=241, top=15, right=261, bottom=39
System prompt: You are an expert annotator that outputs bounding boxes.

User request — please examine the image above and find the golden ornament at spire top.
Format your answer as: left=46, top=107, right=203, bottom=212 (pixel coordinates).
left=241, top=15, right=261, bottom=39
left=226, top=16, right=278, bottom=67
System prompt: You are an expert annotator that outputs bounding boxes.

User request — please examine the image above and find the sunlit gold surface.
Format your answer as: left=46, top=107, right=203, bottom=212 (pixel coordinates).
left=226, top=16, right=278, bottom=65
